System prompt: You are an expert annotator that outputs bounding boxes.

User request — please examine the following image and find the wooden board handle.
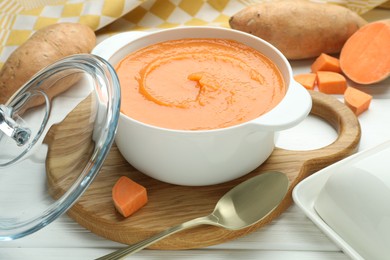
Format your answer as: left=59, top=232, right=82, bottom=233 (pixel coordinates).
left=276, top=90, right=361, bottom=177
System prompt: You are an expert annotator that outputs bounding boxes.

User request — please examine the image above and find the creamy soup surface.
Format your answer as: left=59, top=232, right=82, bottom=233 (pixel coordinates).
left=116, top=38, right=286, bottom=130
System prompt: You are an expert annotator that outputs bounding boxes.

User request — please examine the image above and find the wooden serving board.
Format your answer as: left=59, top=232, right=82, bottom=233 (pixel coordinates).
left=45, top=90, right=361, bottom=250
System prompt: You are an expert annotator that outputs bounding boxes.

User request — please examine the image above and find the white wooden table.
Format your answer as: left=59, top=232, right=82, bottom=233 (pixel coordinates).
left=1, top=8, right=389, bottom=260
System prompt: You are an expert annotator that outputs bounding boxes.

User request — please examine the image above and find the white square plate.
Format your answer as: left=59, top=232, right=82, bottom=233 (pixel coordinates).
left=293, top=140, right=390, bottom=260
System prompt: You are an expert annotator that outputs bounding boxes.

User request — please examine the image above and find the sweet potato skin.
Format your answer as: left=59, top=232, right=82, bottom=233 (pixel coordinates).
left=229, top=0, right=367, bottom=60
left=0, top=22, right=96, bottom=104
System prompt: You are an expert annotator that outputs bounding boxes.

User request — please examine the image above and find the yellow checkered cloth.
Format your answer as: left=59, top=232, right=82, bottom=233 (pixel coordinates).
left=0, top=0, right=388, bottom=67
left=0, top=0, right=146, bottom=66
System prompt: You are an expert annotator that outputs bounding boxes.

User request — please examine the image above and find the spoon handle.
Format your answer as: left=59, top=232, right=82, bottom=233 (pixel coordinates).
left=96, top=215, right=217, bottom=260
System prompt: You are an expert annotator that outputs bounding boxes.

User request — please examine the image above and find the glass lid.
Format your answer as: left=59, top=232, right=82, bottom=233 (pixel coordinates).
left=0, top=54, right=120, bottom=240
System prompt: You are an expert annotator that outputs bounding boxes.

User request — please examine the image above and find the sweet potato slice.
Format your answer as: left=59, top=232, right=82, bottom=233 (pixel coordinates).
left=316, top=71, right=347, bottom=94
left=344, top=86, right=372, bottom=115
left=294, top=73, right=316, bottom=90
left=340, top=20, right=390, bottom=84
left=311, top=53, right=341, bottom=73
left=112, top=176, right=148, bottom=218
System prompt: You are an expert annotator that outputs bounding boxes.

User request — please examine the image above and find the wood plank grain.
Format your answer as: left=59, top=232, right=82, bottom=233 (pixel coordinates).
left=45, top=90, right=361, bottom=249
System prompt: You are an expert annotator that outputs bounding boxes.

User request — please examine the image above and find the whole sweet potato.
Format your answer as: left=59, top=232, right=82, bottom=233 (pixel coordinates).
left=0, top=22, right=96, bottom=104
left=229, top=0, right=367, bottom=60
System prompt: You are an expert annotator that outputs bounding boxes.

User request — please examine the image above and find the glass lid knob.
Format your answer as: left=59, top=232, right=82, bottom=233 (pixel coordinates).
left=0, top=105, right=31, bottom=146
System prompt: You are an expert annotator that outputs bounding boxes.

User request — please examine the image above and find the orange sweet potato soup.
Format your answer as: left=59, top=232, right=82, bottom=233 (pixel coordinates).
left=115, top=38, right=286, bottom=130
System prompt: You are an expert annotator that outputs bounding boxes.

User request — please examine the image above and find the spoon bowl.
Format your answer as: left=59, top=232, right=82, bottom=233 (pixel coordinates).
left=212, top=171, right=289, bottom=230
left=97, top=171, right=289, bottom=259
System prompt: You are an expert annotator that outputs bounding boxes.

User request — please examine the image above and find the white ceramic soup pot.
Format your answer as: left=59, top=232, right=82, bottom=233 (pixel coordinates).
left=92, top=26, right=312, bottom=186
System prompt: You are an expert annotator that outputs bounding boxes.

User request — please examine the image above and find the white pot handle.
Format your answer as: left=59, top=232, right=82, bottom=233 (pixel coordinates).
left=251, top=80, right=312, bottom=130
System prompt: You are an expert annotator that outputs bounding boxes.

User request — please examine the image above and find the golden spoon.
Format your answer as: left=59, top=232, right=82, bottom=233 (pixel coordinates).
left=97, top=171, right=289, bottom=260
